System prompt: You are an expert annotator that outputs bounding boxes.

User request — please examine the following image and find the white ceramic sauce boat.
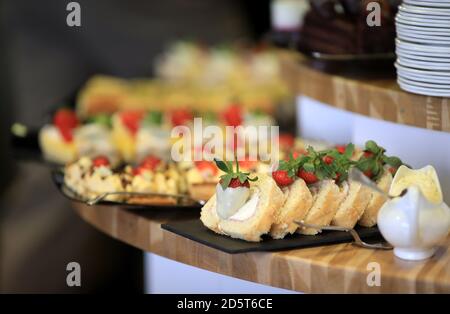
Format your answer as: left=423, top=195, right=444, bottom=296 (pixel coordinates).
left=377, top=165, right=450, bottom=261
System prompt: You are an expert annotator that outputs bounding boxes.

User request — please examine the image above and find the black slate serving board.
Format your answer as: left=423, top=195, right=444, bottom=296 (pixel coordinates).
left=161, top=219, right=382, bottom=254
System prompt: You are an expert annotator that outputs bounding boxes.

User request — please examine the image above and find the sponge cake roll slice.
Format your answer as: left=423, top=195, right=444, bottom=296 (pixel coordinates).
left=270, top=179, right=313, bottom=239
left=298, top=180, right=348, bottom=235
left=199, top=194, right=224, bottom=235
left=218, top=174, right=284, bottom=242
left=331, top=180, right=371, bottom=229
left=358, top=170, right=393, bottom=227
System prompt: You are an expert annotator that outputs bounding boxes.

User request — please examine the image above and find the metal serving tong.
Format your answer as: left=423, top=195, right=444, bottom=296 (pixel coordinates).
left=294, top=220, right=393, bottom=250
left=85, top=191, right=206, bottom=207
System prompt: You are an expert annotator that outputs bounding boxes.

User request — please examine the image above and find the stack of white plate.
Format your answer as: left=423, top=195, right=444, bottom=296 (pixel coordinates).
left=395, top=0, right=450, bottom=97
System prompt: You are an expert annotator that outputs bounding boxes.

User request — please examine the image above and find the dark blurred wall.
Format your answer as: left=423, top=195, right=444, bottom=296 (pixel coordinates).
left=1, top=0, right=269, bottom=293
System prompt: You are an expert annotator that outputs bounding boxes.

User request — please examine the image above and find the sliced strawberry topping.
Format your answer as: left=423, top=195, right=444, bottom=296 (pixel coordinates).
left=278, top=133, right=295, bottom=149
left=120, top=110, right=145, bottom=135
left=291, top=149, right=307, bottom=159
left=140, top=155, right=161, bottom=171
left=92, top=155, right=110, bottom=168
left=297, top=169, right=318, bottom=184
left=171, top=108, right=193, bottom=126
left=223, top=104, right=242, bottom=127
left=53, top=109, right=79, bottom=142
left=272, top=170, right=294, bottom=187
left=364, top=169, right=374, bottom=178
left=221, top=177, right=250, bottom=188
left=323, top=155, right=334, bottom=165
left=388, top=167, right=397, bottom=175
left=335, top=145, right=346, bottom=154
left=132, top=166, right=146, bottom=176
left=195, top=160, right=218, bottom=176
left=363, top=150, right=374, bottom=158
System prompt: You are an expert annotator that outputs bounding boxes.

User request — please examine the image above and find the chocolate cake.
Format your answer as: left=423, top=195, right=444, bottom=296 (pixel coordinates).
left=299, top=0, right=401, bottom=55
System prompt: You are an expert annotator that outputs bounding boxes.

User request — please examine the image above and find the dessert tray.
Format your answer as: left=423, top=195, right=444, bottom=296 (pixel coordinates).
left=51, top=169, right=203, bottom=210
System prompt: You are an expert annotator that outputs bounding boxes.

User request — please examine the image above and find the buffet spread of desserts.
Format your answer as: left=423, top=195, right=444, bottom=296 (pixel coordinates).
left=37, top=40, right=449, bottom=248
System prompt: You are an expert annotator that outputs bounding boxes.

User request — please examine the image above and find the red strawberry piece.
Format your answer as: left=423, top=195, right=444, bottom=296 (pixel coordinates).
left=364, top=169, right=374, bottom=178
left=132, top=166, right=146, bottom=176
left=195, top=161, right=218, bottom=176
left=323, top=155, right=334, bottom=165
left=120, top=110, right=145, bottom=135
left=220, top=177, right=250, bottom=188
left=278, top=133, right=295, bottom=149
left=363, top=150, right=374, bottom=158
left=291, top=150, right=307, bottom=159
left=140, top=155, right=161, bottom=171
left=92, top=155, right=110, bottom=168
left=171, top=108, right=193, bottom=126
left=272, top=170, right=294, bottom=187
left=334, top=172, right=341, bottom=183
left=336, top=145, right=346, bottom=154
left=297, top=169, right=318, bottom=184
left=223, top=104, right=242, bottom=127
left=53, top=109, right=79, bottom=142
left=388, top=167, right=397, bottom=175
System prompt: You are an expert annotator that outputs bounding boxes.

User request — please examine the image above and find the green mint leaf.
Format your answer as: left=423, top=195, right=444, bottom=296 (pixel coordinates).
left=365, top=140, right=379, bottom=154
left=303, top=162, right=315, bottom=172
left=214, top=159, right=229, bottom=173
left=386, top=156, right=402, bottom=168
left=343, top=143, right=355, bottom=158
left=220, top=175, right=232, bottom=189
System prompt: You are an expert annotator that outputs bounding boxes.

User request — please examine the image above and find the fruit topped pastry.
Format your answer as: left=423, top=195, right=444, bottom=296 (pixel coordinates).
left=39, top=108, right=79, bottom=164
left=112, top=110, right=146, bottom=162
left=74, top=114, right=120, bottom=166
left=64, top=155, right=124, bottom=202
left=136, top=111, right=171, bottom=162
left=200, top=158, right=284, bottom=242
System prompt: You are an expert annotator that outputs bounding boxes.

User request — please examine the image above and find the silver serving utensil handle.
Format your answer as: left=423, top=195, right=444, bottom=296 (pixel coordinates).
left=348, top=168, right=407, bottom=199
left=348, top=168, right=391, bottom=197
left=294, top=220, right=393, bottom=250
left=86, top=191, right=206, bottom=207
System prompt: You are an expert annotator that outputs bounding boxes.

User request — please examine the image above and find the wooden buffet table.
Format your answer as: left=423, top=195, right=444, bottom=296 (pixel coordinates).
left=73, top=202, right=450, bottom=293
left=72, top=52, right=450, bottom=293
left=279, top=51, right=450, bottom=133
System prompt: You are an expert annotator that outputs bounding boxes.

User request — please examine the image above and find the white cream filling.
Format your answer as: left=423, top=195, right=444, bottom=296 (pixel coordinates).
left=228, top=192, right=259, bottom=221
left=216, top=184, right=250, bottom=219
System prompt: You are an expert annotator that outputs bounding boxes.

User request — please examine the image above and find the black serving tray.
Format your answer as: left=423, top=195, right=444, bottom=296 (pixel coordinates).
left=51, top=169, right=202, bottom=211
left=161, top=218, right=382, bottom=254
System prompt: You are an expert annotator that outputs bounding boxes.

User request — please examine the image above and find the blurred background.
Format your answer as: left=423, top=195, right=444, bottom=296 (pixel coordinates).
left=0, top=0, right=272, bottom=293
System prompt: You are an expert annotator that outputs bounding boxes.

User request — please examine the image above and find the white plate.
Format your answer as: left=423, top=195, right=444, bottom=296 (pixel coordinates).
left=396, top=49, right=450, bottom=62
left=395, top=62, right=450, bottom=76
left=397, top=29, right=450, bottom=40
left=397, top=10, right=450, bottom=21
left=398, top=76, right=450, bottom=89
left=400, top=4, right=450, bottom=16
left=397, top=70, right=450, bottom=84
left=397, top=33, right=450, bottom=45
left=398, top=57, right=450, bottom=70
left=396, top=46, right=450, bottom=58
left=397, top=31, right=450, bottom=44
left=398, top=81, right=450, bottom=97
left=396, top=14, right=450, bottom=27
left=403, top=0, right=450, bottom=8
left=396, top=38, right=450, bottom=51
left=396, top=23, right=450, bottom=35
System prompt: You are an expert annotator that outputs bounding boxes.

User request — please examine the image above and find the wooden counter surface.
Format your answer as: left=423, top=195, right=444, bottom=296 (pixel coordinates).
left=73, top=203, right=450, bottom=293
left=279, top=52, right=450, bottom=133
